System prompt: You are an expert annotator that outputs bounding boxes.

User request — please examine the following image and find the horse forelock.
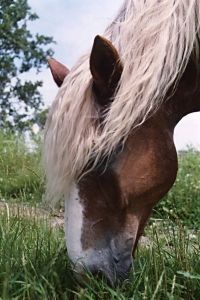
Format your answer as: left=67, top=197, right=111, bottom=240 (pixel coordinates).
left=44, top=0, right=200, bottom=205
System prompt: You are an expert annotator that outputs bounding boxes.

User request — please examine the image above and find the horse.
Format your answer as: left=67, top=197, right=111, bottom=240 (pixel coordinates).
left=44, top=0, right=200, bottom=285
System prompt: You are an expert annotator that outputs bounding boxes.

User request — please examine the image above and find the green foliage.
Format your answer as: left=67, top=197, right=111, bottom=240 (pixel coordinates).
left=0, top=134, right=199, bottom=299
left=0, top=213, right=74, bottom=300
left=0, top=0, right=54, bottom=131
left=35, top=108, right=49, bottom=129
left=0, top=213, right=199, bottom=299
left=0, top=131, right=43, bottom=203
left=154, top=149, right=200, bottom=228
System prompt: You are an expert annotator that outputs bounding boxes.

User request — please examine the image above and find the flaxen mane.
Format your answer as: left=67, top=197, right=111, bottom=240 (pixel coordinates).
left=44, top=0, right=200, bottom=205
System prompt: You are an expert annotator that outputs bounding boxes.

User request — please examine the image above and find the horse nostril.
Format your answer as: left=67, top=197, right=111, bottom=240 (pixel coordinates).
left=113, top=256, right=120, bottom=264
left=91, top=269, right=114, bottom=285
left=92, top=270, right=103, bottom=277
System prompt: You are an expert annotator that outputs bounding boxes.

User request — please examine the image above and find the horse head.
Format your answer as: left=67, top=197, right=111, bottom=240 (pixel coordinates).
left=47, top=36, right=182, bottom=285
left=45, top=0, right=200, bottom=287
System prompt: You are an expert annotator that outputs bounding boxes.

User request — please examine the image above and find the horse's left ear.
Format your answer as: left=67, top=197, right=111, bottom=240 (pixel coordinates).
left=90, top=35, right=123, bottom=101
left=48, top=58, right=70, bottom=87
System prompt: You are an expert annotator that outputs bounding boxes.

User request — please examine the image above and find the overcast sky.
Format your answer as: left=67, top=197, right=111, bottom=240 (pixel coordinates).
left=28, top=0, right=200, bottom=150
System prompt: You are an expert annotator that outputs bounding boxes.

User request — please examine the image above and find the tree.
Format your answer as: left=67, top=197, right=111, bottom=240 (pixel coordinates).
left=0, top=0, right=54, bottom=131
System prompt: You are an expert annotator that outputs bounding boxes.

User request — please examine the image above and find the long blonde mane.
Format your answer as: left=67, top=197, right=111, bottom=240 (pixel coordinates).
left=44, top=0, right=200, bottom=205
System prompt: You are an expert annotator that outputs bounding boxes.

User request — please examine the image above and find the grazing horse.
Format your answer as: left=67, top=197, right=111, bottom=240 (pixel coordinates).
left=44, top=0, right=200, bottom=285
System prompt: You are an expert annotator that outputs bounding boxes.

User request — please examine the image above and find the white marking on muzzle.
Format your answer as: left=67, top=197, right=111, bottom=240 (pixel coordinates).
left=64, top=184, right=104, bottom=273
left=64, top=184, right=85, bottom=266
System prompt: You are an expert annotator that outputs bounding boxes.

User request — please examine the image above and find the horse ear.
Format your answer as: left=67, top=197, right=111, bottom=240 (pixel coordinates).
left=90, top=35, right=123, bottom=101
left=48, top=58, right=70, bottom=87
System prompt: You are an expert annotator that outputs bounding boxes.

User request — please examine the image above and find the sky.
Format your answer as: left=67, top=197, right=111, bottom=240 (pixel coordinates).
left=28, top=0, right=200, bottom=150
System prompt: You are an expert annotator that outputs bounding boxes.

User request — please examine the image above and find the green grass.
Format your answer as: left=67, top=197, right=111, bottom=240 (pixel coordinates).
left=0, top=210, right=199, bottom=299
left=154, top=148, right=200, bottom=228
left=0, top=132, right=199, bottom=299
left=0, top=132, right=43, bottom=204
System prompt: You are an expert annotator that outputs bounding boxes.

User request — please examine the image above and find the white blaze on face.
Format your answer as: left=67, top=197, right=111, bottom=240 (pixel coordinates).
left=64, top=184, right=106, bottom=273
left=64, top=184, right=136, bottom=281
left=64, top=184, right=85, bottom=266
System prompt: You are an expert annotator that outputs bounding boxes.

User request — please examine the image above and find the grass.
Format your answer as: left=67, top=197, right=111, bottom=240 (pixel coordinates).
left=0, top=210, right=199, bottom=299
left=0, top=132, right=43, bottom=205
left=0, top=132, right=199, bottom=299
left=154, top=149, right=200, bottom=228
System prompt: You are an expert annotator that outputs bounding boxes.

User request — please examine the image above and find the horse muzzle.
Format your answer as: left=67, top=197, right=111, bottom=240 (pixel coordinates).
left=70, top=236, right=134, bottom=286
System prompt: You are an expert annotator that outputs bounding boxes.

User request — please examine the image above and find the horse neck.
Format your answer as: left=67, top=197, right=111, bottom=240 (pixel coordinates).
left=164, top=60, right=200, bottom=129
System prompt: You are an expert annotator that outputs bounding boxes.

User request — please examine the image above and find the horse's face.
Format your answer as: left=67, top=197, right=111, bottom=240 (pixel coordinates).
left=49, top=36, right=178, bottom=285
left=65, top=120, right=178, bottom=284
